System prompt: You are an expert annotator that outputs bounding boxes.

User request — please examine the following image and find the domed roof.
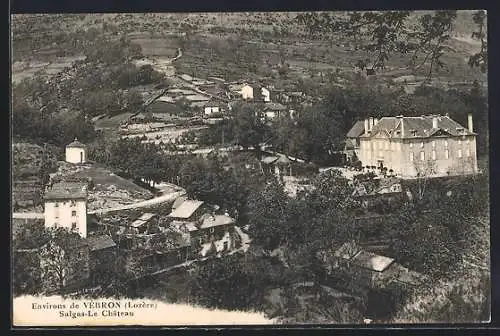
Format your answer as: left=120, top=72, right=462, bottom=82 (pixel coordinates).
left=66, top=137, right=86, bottom=148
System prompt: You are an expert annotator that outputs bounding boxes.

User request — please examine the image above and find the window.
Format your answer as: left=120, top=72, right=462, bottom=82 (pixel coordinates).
left=444, top=140, right=448, bottom=147
left=54, top=222, right=58, bottom=228
left=458, top=139, right=462, bottom=146
left=466, top=149, right=471, bottom=157
left=71, top=222, right=77, bottom=230
left=54, top=203, right=59, bottom=208
left=409, top=152, right=414, bottom=161
left=71, top=210, right=77, bottom=217
left=385, top=142, right=389, bottom=150
left=458, top=149, right=463, bottom=158
left=432, top=150, right=437, bottom=160
left=445, top=149, right=450, bottom=159
left=210, top=227, right=215, bottom=234
left=420, top=142, right=424, bottom=148
left=409, top=142, right=413, bottom=148
left=70, top=200, right=76, bottom=207
left=432, top=141, right=436, bottom=148
left=420, top=151, right=425, bottom=161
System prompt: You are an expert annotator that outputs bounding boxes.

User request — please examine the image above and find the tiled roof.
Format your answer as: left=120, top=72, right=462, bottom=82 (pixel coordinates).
left=351, top=251, right=395, bottom=272
left=44, top=182, right=87, bottom=200
left=261, top=156, right=279, bottom=164
left=346, top=120, right=366, bottom=138
left=131, top=213, right=157, bottom=228
left=264, top=102, right=287, bottom=111
left=199, top=214, right=235, bottom=230
left=172, top=196, right=188, bottom=210
left=361, top=115, right=474, bottom=139
left=168, top=200, right=204, bottom=219
left=86, top=235, right=116, bottom=252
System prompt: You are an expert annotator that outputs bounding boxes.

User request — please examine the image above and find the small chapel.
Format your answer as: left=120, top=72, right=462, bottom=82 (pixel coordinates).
left=65, top=138, right=87, bottom=164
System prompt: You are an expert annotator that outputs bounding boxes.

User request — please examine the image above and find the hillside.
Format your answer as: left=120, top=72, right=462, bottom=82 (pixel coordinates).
left=11, top=11, right=487, bottom=85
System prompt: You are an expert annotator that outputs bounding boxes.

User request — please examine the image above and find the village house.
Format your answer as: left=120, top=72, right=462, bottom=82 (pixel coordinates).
left=125, top=230, right=192, bottom=272
left=168, top=197, right=207, bottom=222
left=261, top=87, right=271, bottom=102
left=263, top=102, right=288, bottom=120
left=195, top=213, right=237, bottom=256
left=167, top=196, right=238, bottom=257
left=44, top=181, right=88, bottom=238
left=202, top=98, right=225, bottom=117
left=317, top=241, right=427, bottom=314
left=354, top=114, right=479, bottom=178
left=261, top=153, right=293, bottom=178
left=130, top=213, right=158, bottom=234
left=65, top=138, right=87, bottom=164
left=229, top=83, right=254, bottom=100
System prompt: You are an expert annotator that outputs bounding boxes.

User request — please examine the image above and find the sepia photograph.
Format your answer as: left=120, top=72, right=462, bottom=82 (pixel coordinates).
left=11, top=10, right=489, bottom=326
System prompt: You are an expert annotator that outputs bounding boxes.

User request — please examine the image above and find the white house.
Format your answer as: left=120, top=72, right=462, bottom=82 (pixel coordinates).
left=240, top=84, right=254, bottom=100
left=44, top=182, right=88, bottom=238
left=261, top=87, right=271, bottom=102
left=65, top=138, right=87, bottom=164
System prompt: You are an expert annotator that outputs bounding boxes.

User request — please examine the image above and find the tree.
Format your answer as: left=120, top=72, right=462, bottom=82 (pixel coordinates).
left=229, top=102, right=271, bottom=151
left=189, top=254, right=269, bottom=311
left=247, top=178, right=290, bottom=250
left=391, top=203, right=461, bottom=279
left=296, top=10, right=468, bottom=79
left=468, top=10, right=488, bottom=73
left=39, top=228, right=89, bottom=291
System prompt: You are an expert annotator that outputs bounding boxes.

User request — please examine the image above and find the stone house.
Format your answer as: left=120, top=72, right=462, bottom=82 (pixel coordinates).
left=44, top=181, right=88, bottom=238
left=355, top=114, right=479, bottom=178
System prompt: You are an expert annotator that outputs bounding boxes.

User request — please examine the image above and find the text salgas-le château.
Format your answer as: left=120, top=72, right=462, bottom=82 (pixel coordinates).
left=32, top=301, right=156, bottom=319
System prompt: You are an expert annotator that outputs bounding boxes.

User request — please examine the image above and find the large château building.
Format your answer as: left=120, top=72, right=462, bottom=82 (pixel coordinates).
left=351, top=114, right=478, bottom=178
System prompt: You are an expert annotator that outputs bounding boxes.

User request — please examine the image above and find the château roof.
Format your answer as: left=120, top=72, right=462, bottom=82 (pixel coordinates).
left=346, top=120, right=366, bottom=138
left=360, top=115, right=475, bottom=139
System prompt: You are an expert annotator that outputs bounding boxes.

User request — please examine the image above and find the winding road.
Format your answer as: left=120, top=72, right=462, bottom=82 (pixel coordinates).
left=12, top=190, right=186, bottom=219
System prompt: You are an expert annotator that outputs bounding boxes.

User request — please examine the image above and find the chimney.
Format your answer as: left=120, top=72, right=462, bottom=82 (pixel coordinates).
left=468, top=113, right=474, bottom=133
left=364, top=119, right=370, bottom=134
left=432, top=116, right=438, bottom=129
